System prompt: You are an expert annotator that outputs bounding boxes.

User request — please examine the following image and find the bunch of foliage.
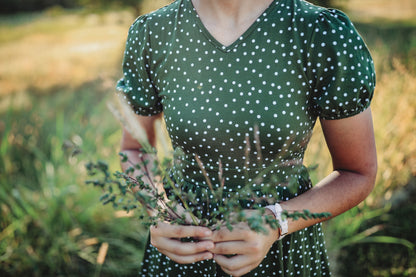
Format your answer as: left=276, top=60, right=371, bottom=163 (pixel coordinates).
left=85, top=98, right=331, bottom=234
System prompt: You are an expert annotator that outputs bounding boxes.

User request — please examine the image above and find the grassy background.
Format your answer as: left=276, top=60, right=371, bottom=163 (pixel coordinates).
left=0, top=0, right=415, bottom=276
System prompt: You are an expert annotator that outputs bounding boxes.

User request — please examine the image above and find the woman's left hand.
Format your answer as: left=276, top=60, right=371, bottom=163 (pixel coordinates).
left=209, top=209, right=280, bottom=276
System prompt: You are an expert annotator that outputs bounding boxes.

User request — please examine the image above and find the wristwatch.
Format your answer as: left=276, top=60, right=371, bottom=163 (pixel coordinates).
left=266, top=203, right=289, bottom=240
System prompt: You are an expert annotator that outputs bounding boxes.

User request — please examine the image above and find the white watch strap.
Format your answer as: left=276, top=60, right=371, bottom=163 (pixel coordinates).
left=266, top=203, right=289, bottom=240
left=275, top=203, right=288, bottom=239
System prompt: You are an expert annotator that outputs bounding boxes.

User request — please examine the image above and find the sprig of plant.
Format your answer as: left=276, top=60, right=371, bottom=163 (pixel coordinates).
left=86, top=95, right=331, bottom=233
left=85, top=148, right=330, bottom=233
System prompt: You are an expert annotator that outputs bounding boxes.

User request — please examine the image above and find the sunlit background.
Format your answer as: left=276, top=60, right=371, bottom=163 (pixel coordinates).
left=1, top=0, right=415, bottom=276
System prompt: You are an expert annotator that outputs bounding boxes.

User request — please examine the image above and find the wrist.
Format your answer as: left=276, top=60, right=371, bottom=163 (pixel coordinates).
left=265, top=203, right=289, bottom=240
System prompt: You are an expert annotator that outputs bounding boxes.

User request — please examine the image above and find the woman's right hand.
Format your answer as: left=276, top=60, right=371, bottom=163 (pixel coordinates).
left=150, top=222, right=214, bottom=264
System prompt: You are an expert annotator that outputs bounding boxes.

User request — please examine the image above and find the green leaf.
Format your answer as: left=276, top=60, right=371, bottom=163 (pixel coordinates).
left=119, top=152, right=128, bottom=162
left=335, top=235, right=414, bottom=250
left=358, top=236, right=414, bottom=249
left=99, top=193, right=110, bottom=202
left=102, top=195, right=116, bottom=205
left=97, top=160, right=109, bottom=172
left=125, top=167, right=134, bottom=175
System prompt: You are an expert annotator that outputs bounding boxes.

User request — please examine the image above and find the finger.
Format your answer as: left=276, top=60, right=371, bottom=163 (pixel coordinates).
left=151, top=236, right=214, bottom=256
left=210, top=226, right=251, bottom=242
left=214, top=254, right=258, bottom=276
left=210, top=241, right=251, bottom=255
left=164, top=250, right=213, bottom=264
left=151, top=222, right=212, bottom=239
left=221, top=263, right=257, bottom=277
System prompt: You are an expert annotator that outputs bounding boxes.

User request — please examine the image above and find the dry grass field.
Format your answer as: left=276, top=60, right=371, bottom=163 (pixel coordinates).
left=0, top=10, right=134, bottom=95
left=339, top=0, right=416, bottom=23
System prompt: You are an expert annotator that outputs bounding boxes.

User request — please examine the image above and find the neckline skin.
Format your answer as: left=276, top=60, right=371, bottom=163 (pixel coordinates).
left=190, top=0, right=278, bottom=48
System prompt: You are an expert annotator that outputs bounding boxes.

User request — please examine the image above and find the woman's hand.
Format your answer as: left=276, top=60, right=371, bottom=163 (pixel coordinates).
left=209, top=209, right=280, bottom=276
left=150, top=222, right=214, bottom=264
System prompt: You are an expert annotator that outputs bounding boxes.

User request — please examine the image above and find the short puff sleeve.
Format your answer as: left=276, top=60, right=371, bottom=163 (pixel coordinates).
left=308, top=9, right=376, bottom=120
left=116, top=16, right=163, bottom=116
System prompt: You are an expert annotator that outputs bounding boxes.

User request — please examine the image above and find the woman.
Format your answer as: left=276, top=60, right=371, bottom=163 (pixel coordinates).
left=117, top=0, right=377, bottom=276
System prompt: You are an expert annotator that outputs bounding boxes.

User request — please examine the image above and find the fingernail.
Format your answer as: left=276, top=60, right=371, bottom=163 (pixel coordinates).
left=203, top=230, right=212, bottom=236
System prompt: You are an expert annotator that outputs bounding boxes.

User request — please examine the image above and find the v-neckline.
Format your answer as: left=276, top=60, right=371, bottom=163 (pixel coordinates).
left=187, top=0, right=279, bottom=53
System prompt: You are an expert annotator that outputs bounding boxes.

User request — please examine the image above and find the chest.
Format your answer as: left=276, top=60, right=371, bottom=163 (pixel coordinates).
left=146, top=8, right=318, bottom=163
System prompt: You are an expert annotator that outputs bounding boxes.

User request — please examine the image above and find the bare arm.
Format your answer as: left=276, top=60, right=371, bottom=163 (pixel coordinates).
left=281, top=107, right=378, bottom=233
left=120, top=113, right=162, bottom=175
left=119, top=113, right=214, bottom=263
left=210, top=108, right=377, bottom=276
left=119, top=113, right=173, bottom=199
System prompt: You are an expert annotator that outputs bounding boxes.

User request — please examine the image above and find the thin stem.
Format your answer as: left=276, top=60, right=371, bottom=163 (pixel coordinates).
left=254, top=124, right=263, bottom=164
left=195, top=154, right=214, bottom=192
left=244, top=135, right=251, bottom=182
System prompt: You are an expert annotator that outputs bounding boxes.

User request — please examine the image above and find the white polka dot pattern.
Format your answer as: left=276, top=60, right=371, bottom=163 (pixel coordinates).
left=116, top=0, right=375, bottom=275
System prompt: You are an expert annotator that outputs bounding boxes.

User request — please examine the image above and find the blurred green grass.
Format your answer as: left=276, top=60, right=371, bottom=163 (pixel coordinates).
left=0, top=83, right=148, bottom=276
left=0, top=1, right=416, bottom=276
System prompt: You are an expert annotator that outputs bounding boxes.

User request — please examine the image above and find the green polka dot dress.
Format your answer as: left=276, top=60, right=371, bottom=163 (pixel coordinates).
left=116, top=0, right=375, bottom=276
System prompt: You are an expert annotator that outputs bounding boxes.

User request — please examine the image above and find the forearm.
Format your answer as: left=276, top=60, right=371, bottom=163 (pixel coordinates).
left=120, top=149, right=165, bottom=196
left=280, top=169, right=376, bottom=235
left=120, top=149, right=155, bottom=177
left=277, top=109, right=377, bottom=236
